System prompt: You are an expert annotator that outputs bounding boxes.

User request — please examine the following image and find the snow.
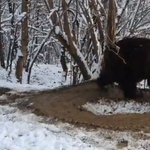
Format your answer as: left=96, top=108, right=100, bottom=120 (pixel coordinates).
left=48, top=8, right=57, bottom=22
left=16, top=12, right=26, bottom=22
left=138, top=24, right=150, bottom=30
left=1, top=15, right=12, bottom=24
left=16, top=50, right=23, bottom=60
left=73, top=41, right=92, bottom=78
left=0, top=105, right=150, bottom=150
left=0, top=105, right=100, bottom=150
left=82, top=99, right=150, bottom=116
left=55, top=26, right=60, bottom=34
left=129, top=0, right=141, bottom=29
left=0, top=64, right=70, bottom=92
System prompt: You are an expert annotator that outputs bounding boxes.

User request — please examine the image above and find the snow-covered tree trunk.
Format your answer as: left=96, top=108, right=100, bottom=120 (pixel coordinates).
left=46, top=0, right=92, bottom=81
left=60, top=47, right=68, bottom=82
left=62, top=0, right=91, bottom=80
left=6, top=1, right=16, bottom=76
left=15, top=0, right=28, bottom=83
left=15, top=50, right=23, bottom=83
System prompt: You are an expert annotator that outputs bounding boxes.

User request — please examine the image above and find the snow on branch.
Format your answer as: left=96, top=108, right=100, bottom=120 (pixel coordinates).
left=1, top=14, right=12, bottom=24
left=129, top=0, right=142, bottom=29
left=73, top=41, right=92, bottom=78
left=27, top=28, right=54, bottom=83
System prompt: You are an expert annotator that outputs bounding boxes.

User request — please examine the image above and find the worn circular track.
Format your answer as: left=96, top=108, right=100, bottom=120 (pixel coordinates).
left=2, top=81, right=150, bottom=133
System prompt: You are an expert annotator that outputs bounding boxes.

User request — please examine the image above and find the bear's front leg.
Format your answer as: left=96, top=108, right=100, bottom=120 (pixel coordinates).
left=97, top=72, right=114, bottom=92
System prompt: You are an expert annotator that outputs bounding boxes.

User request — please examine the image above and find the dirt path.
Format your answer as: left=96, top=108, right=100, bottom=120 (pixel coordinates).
left=1, top=81, right=150, bottom=133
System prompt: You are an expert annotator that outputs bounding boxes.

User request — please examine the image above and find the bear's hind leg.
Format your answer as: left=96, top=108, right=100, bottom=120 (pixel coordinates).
left=147, top=79, right=150, bottom=87
left=119, top=80, right=142, bottom=99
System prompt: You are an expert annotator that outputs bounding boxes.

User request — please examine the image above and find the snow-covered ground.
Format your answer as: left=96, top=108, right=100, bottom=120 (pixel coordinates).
left=0, top=105, right=100, bottom=150
left=0, top=64, right=150, bottom=149
left=82, top=99, right=150, bottom=115
left=0, top=64, right=70, bottom=92
left=0, top=105, right=150, bottom=150
left=0, top=63, right=147, bottom=92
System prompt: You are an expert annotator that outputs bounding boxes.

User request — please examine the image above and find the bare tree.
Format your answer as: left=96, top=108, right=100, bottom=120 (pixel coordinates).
left=106, top=0, right=117, bottom=44
left=1, top=0, right=150, bottom=85
left=0, top=0, right=5, bottom=68
left=6, top=0, right=15, bottom=74
left=15, top=0, right=28, bottom=83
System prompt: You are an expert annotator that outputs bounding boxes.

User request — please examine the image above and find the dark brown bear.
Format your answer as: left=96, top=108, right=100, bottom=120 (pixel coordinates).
left=97, top=37, right=150, bottom=99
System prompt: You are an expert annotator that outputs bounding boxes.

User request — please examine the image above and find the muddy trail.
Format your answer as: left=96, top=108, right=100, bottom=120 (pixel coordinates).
left=1, top=81, right=150, bottom=133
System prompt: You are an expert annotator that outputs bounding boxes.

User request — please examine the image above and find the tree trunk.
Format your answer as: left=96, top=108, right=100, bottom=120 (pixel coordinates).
left=15, top=56, right=23, bottom=83
left=90, top=0, right=104, bottom=52
left=6, top=1, right=15, bottom=72
left=21, top=0, right=28, bottom=66
left=106, top=0, right=117, bottom=44
left=0, top=0, right=5, bottom=68
left=46, top=0, right=91, bottom=80
left=60, top=47, right=68, bottom=81
left=62, top=0, right=91, bottom=80
left=16, top=0, right=28, bottom=83
left=79, top=2, right=99, bottom=63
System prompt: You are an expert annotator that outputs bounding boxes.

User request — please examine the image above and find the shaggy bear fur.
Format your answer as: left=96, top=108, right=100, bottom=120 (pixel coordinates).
left=97, top=37, right=150, bottom=99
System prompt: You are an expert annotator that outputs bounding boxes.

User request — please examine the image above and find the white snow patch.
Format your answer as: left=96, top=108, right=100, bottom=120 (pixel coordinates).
left=0, top=64, right=70, bottom=92
left=16, top=12, right=26, bottom=22
left=16, top=49, right=23, bottom=58
left=82, top=99, right=150, bottom=115
left=0, top=80, right=49, bottom=92
left=55, top=26, right=60, bottom=34
left=0, top=94, right=7, bottom=101
left=0, top=105, right=101, bottom=150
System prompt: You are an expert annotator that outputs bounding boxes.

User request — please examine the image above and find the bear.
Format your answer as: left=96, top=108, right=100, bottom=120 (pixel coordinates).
left=97, top=37, right=150, bottom=99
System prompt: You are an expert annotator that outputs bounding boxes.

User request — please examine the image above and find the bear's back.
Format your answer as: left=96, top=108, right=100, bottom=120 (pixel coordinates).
left=116, top=37, right=150, bottom=62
